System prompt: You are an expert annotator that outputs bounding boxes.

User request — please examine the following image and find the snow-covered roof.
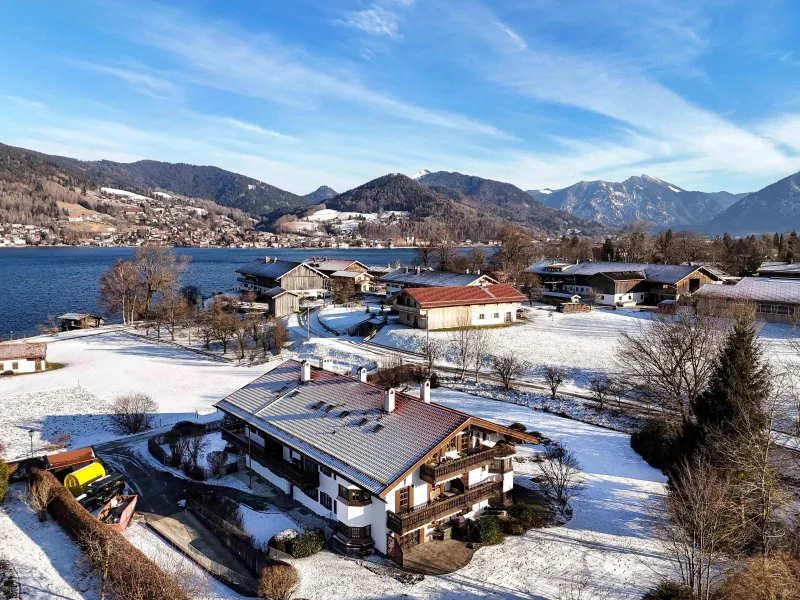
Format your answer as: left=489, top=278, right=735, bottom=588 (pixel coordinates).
left=757, top=262, right=800, bottom=276
left=304, top=258, right=367, bottom=273
left=236, top=259, right=327, bottom=280
left=216, top=360, right=534, bottom=496
left=527, top=259, right=713, bottom=285
left=331, top=270, right=368, bottom=279
left=58, top=313, right=102, bottom=320
left=694, top=277, right=800, bottom=305
left=380, top=269, right=497, bottom=287
left=263, top=287, right=297, bottom=298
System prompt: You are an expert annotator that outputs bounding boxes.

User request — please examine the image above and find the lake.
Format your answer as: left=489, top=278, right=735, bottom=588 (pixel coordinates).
left=0, top=246, right=425, bottom=338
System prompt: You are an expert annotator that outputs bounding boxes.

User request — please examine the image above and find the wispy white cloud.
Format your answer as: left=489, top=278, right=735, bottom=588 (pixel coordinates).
left=213, top=117, right=296, bottom=141
left=341, top=6, right=402, bottom=38
left=1, top=95, right=46, bottom=110
left=65, top=59, right=181, bottom=96
left=123, top=7, right=507, bottom=138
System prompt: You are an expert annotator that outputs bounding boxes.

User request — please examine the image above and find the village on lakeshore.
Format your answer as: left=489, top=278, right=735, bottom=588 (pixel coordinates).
left=1, top=231, right=800, bottom=600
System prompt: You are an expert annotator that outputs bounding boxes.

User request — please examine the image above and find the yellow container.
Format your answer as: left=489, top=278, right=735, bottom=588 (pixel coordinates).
left=63, top=462, right=106, bottom=496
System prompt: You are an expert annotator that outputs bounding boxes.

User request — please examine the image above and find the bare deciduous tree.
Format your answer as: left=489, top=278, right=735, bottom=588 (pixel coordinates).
left=491, top=352, right=528, bottom=389
left=155, top=288, right=190, bottom=341
left=110, top=392, right=158, bottom=434
left=650, top=454, right=744, bottom=600
left=537, top=443, right=584, bottom=509
left=269, top=319, right=289, bottom=352
left=619, top=309, right=725, bottom=423
left=134, top=245, right=190, bottom=317
left=420, top=336, right=444, bottom=375
left=471, top=327, right=494, bottom=383
left=185, top=435, right=209, bottom=471
left=544, top=366, right=567, bottom=400
left=448, top=312, right=475, bottom=381
left=588, top=376, right=613, bottom=411
left=259, top=564, right=298, bottom=600
left=99, top=259, right=143, bottom=324
left=207, top=450, right=229, bottom=479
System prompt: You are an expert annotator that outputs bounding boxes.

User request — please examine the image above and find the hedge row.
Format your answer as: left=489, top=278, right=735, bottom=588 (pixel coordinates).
left=31, top=468, right=191, bottom=600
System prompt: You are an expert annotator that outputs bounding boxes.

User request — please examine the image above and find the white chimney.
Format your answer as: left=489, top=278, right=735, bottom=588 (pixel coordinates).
left=321, top=357, right=333, bottom=372
left=357, top=366, right=368, bottom=383
left=420, top=378, right=431, bottom=403
left=415, top=265, right=421, bottom=274
left=265, top=256, right=271, bottom=263
left=300, top=360, right=311, bottom=382
left=384, top=388, right=396, bottom=413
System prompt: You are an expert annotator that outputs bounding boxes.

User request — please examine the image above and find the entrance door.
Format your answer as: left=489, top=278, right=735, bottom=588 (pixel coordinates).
left=505, top=312, right=512, bottom=323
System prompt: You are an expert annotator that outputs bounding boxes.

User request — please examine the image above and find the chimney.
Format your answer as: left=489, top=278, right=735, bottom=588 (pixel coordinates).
left=420, top=378, right=431, bottom=403
left=357, top=366, right=368, bottom=383
left=384, top=387, right=396, bottom=413
left=265, top=256, right=271, bottom=263
left=465, top=268, right=470, bottom=274
left=415, top=265, right=421, bottom=274
left=321, top=357, right=333, bottom=372
left=300, top=360, right=311, bottom=382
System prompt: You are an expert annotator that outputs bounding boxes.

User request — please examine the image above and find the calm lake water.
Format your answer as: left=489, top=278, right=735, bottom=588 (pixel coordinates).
left=0, top=246, right=424, bottom=338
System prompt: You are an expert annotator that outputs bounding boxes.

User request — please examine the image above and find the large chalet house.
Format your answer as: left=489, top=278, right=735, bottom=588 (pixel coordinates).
left=527, top=259, right=722, bottom=306
left=303, top=258, right=374, bottom=293
left=379, top=267, right=498, bottom=297
left=393, top=284, right=527, bottom=330
left=236, top=258, right=328, bottom=299
left=215, top=359, right=537, bottom=559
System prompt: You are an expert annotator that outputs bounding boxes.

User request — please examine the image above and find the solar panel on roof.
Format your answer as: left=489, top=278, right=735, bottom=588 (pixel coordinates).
left=357, top=417, right=369, bottom=426
left=339, top=410, right=350, bottom=419
left=373, top=424, right=384, bottom=433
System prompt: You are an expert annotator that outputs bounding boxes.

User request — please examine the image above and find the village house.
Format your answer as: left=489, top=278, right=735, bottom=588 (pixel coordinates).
left=236, top=258, right=328, bottom=298
left=303, top=258, right=375, bottom=292
left=215, top=359, right=537, bottom=559
left=379, top=267, right=498, bottom=297
left=756, top=261, right=800, bottom=279
left=58, top=313, right=105, bottom=331
left=527, top=259, right=722, bottom=306
left=393, top=284, right=527, bottom=330
left=693, top=277, right=800, bottom=323
left=0, top=342, right=47, bottom=374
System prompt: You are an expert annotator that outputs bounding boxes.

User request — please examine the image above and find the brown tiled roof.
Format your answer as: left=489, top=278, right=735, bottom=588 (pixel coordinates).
left=0, top=342, right=46, bottom=361
left=403, top=284, right=526, bottom=309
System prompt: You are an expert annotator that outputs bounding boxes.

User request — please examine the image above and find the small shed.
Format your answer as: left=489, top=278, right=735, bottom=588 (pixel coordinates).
left=541, top=291, right=581, bottom=306
left=58, top=312, right=105, bottom=331
left=264, top=287, right=300, bottom=318
left=658, top=299, right=678, bottom=314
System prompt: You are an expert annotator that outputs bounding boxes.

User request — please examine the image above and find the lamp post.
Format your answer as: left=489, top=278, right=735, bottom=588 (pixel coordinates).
left=28, top=429, right=34, bottom=457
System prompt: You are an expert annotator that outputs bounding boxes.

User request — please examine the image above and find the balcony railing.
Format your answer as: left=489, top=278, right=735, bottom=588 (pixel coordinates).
left=386, top=480, right=502, bottom=536
left=221, top=427, right=319, bottom=490
left=419, top=444, right=516, bottom=485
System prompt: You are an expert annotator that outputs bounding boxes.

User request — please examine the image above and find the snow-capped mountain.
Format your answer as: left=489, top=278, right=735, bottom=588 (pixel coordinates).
left=703, top=170, right=800, bottom=235
left=409, top=169, right=432, bottom=180
left=529, top=175, right=743, bottom=229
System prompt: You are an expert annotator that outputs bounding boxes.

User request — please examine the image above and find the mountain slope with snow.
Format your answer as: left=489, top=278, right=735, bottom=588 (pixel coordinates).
left=409, top=168, right=432, bottom=180
left=529, top=174, right=738, bottom=228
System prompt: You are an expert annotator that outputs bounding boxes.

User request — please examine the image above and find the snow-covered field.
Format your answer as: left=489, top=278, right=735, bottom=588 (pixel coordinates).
left=0, top=485, right=99, bottom=599
left=317, top=304, right=374, bottom=334
left=240, top=505, right=300, bottom=550
left=373, top=304, right=799, bottom=393
left=0, top=331, right=265, bottom=460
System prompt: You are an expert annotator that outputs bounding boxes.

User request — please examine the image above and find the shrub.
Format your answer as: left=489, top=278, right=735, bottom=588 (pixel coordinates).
left=110, top=392, right=158, bottom=434
left=258, top=564, right=298, bottom=600
left=182, top=464, right=206, bottom=481
left=290, top=528, right=325, bottom=558
left=630, top=419, right=683, bottom=472
left=642, top=581, right=696, bottom=600
left=268, top=530, right=298, bottom=554
left=713, top=553, right=800, bottom=600
left=508, top=422, right=527, bottom=432
left=470, top=516, right=505, bottom=546
left=507, top=502, right=549, bottom=530
left=207, top=451, right=228, bottom=478
left=429, top=371, right=441, bottom=388
left=502, top=518, right=526, bottom=536
left=0, top=460, right=8, bottom=504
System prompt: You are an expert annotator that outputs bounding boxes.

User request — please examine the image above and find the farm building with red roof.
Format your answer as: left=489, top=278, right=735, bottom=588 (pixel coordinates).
left=393, top=284, right=527, bottom=329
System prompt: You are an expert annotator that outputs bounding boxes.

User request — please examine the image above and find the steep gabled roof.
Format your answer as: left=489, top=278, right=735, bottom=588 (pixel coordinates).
left=694, top=278, right=800, bottom=304
left=527, top=259, right=716, bottom=285
left=379, top=269, right=497, bottom=287
left=305, top=258, right=368, bottom=273
left=236, top=259, right=327, bottom=281
left=215, top=359, right=536, bottom=496
left=403, top=284, right=526, bottom=309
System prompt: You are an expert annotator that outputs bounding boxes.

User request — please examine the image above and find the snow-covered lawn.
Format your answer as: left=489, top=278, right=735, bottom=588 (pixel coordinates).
left=0, top=484, right=99, bottom=599
left=372, top=304, right=799, bottom=393
left=0, top=331, right=268, bottom=460
left=290, top=385, right=671, bottom=600
left=317, top=304, right=375, bottom=334
left=240, top=505, right=300, bottom=550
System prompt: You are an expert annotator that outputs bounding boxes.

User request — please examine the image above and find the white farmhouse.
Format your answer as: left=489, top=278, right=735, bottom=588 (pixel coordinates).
left=0, top=342, right=47, bottom=374
left=215, top=359, right=537, bottom=558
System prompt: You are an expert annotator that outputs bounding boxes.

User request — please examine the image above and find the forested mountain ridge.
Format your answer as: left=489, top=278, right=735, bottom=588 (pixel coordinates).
left=416, top=170, right=609, bottom=236
left=304, top=185, right=338, bottom=202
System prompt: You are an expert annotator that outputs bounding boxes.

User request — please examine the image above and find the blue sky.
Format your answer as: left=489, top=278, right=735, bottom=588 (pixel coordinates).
left=1, top=0, right=799, bottom=195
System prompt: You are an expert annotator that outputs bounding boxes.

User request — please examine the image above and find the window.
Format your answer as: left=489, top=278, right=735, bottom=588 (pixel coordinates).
left=493, top=313, right=499, bottom=318
left=12, top=362, right=18, bottom=370
left=478, top=313, right=485, bottom=320
left=338, top=485, right=371, bottom=505
left=303, top=487, right=319, bottom=502
left=336, top=522, right=372, bottom=540
left=320, top=491, right=332, bottom=510
left=320, top=465, right=332, bottom=477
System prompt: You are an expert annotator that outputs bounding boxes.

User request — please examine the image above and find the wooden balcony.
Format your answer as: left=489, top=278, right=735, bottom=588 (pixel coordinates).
left=420, top=444, right=516, bottom=485
left=222, top=426, right=319, bottom=490
left=386, top=480, right=502, bottom=536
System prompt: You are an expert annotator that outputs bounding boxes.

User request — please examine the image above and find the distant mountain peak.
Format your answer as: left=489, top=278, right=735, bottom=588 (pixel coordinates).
left=409, top=169, right=432, bottom=180
left=304, top=185, right=338, bottom=203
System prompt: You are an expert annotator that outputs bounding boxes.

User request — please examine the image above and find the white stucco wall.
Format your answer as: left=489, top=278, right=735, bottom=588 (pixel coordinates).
left=0, top=357, right=43, bottom=374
